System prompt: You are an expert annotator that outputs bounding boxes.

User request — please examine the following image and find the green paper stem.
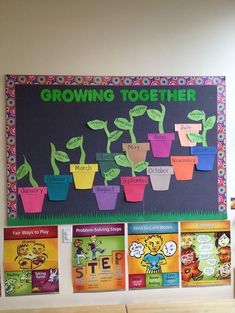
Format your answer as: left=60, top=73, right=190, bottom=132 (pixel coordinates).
left=129, top=115, right=136, bottom=144
left=79, top=144, right=86, bottom=164
left=50, top=142, right=60, bottom=175
left=28, top=167, right=39, bottom=187
left=17, top=156, right=39, bottom=187
left=104, top=124, right=111, bottom=153
left=159, top=104, right=165, bottom=133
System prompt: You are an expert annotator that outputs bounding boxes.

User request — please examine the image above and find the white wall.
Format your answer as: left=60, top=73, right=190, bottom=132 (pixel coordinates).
left=1, top=0, right=235, bottom=309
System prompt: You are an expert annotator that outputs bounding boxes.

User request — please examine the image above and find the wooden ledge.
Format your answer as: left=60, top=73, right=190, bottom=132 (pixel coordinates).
left=0, top=305, right=126, bottom=313
left=126, top=300, right=235, bottom=313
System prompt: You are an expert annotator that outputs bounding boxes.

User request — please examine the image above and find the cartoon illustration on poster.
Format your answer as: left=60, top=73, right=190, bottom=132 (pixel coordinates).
left=72, top=223, right=125, bottom=292
left=6, top=75, right=226, bottom=226
left=181, top=220, right=231, bottom=287
left=4, top=226, right=59, bottom=296
left=128, top=222, right=179, bottom=289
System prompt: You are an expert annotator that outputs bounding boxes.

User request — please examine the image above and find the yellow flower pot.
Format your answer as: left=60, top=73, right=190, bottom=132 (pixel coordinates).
left=70, top=164, right=98, bottom=189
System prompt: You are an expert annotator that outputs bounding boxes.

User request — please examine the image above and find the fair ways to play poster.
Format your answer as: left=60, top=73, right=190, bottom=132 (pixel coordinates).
left=6, top=75, right=226, bottom=225
left=128, top=222, right=179, bottom=289
left=4, top=226, right=59, bottom=296
left=72, top=223, right=125, bottom=292
left=181, top=220, right=230, bottom=287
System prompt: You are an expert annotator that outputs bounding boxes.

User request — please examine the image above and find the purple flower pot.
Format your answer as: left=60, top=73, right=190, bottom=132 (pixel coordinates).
left=93, top=185, right=120, bottom=210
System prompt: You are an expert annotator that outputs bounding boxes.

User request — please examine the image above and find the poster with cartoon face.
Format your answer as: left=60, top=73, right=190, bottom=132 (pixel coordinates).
left=181, top=221, right=231, bottom=287
left=4, top=226, right=59, bottom=296
left=128, top=222, right=179, bottom=289
left=72, top=223, right=125, bottom=292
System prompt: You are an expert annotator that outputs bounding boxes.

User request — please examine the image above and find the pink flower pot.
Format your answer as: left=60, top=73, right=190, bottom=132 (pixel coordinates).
left=121, top=176, right=148, bottom=202
left=175, top=124, right=202, bottom=147
left=148, top=133, right=175, bottom=158
left=18, top=187, right=47, bottom=213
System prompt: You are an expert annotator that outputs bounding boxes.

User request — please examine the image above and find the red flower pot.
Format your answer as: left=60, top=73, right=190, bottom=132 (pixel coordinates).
left=121, top=176, right=148, bottom=202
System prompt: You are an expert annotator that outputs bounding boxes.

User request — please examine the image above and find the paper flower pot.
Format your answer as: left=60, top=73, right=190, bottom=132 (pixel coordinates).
left=148, top=133, right=175, bottom=158
left=175, top=124, right=202, bottom=147
left=44, top=175, right=72, bottom=201
left=147, top=166, right=174, bottom=191
left=96, top=153, right=119, bottom=178
left=191, top=146, right=217, bottom=171
left=70, top=164, right=98, bottom=189
left=122, top=143, right=150, bottom=164
left=171, top=156, right=198, bottom=180
left=93, top=185, right=120, bottom=210
left=121, top=176, right=148, bottom=202
left=18, top=187, right=47, bottom=213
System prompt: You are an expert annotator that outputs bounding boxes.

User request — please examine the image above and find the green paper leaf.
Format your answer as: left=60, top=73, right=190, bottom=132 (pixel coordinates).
left=16, top=163, right=29, bottom=180
left=134, top=161, right=149, bottom=173
left=104, top=168, right=120, bottom=182
left=188, top=133, right=203, bottom=143
left=114, top=154, right=131, bottom=167
left=187, top=110, right=205, bottom=121
left=55, top=151, right=70, bottom=162
left=129, top=105, right=147, bottom=117
left=114, top=118, right=132, bottom=130
left=108, top=130, right=123, bottom=143
left=87, top=120, right=106, bottom=130
left=66, top=136, right=83, bottom=149
left=204, top=116, right=216, bottom=130
left=147, top=109, right=163, bottom=122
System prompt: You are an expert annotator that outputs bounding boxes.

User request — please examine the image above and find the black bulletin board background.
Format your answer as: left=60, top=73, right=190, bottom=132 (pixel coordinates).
left=6, top=76, right=226, bottom=225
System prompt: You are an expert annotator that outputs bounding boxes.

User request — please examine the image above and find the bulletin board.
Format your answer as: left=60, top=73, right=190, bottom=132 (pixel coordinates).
left=6, top=75, right=226, bottom=225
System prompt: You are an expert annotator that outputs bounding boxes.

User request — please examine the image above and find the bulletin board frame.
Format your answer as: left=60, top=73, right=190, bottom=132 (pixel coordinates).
left=6, top=75, right=226, bottom=225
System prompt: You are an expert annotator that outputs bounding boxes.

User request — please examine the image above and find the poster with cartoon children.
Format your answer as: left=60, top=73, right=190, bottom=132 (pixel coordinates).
left=181, top=220, right=231, bottom=287
left=4, top=226, right=59, bottom=296
left=72, top=223, right=125, bottom=292
left=128, top=222, right=179, bottom=289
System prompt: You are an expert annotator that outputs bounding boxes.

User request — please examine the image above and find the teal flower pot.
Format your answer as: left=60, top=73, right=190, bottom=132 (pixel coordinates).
left=44, top=175, right=72, bottom=201
left=96, top=153, right=119, bottom=178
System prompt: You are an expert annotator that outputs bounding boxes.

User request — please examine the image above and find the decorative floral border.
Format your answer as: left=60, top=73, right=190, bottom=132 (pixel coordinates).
left=5, top=75, right=226, bottom=220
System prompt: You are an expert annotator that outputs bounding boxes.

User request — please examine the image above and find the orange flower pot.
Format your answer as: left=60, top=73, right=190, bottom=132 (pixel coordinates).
left=171, top=156, right=198, bottom=180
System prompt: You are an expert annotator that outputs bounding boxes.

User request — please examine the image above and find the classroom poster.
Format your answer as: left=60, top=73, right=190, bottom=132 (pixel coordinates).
left=72, top=223, right=125, bottom=292
left=4, top=226, right=59, bottom=296
left=6, top=75, right=226, bottom=225
left=128, top=222, right=179, bottom=289
left=181, top=221, right=231, bottom=287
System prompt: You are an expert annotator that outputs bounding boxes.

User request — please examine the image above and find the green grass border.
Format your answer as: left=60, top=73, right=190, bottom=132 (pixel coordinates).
left=7, top=211, right=228, bottom=226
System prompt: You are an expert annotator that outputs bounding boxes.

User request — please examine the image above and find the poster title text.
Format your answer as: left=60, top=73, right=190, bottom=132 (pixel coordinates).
left=40, top=88, right=196, bottom=103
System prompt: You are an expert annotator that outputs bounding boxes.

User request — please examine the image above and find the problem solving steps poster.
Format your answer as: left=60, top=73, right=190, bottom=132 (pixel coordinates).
left=6, top=75, right=226, bottom=225
left=72, top=223, right=125, bottom=292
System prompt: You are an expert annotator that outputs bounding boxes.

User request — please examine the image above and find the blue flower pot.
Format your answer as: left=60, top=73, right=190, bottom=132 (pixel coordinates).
left=44, top=175, right=72, bottom=201
left=191, top=146, right=217, bottom=171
